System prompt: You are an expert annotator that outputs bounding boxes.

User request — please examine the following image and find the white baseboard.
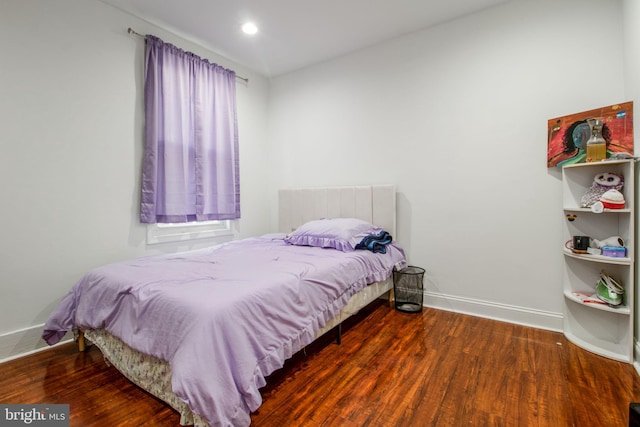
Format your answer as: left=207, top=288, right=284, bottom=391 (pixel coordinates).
left=0, top=324, right=72, bottom=364
left=423, top=291, right=564, bottom=332
left=1, top=292, right=565, bottom=363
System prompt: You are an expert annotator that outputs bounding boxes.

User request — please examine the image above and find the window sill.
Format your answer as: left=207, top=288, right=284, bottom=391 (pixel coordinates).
left=146, top=220, right=234, bottom=245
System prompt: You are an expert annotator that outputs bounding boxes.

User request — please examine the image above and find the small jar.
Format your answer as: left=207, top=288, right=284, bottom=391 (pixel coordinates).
left=585, top=118, right=606, bottom=162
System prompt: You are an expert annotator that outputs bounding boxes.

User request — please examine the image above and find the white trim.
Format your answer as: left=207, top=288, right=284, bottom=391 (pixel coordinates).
left=1, top=293, right=564, bottom=363
left=423, top=291, right=564, bottom=332
left=146, top=220, right=234, bottom=245
left=0, top=325, right=73, bottom=364
left=0, top=292, right=564, bottom=363
left=634, top=339, right=640, bottom=376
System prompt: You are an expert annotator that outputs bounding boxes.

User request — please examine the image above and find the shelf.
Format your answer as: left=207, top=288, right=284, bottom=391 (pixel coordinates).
left=562, top=247, right=631, bottom=265
left=561, top=159, right=634, bottom=363
left=562, top=159, right=632, bottom=169
left=563, top=331, right=630, bottom=363
left=563, top=207, right=631, bottom=213
left=563, top=291, right=630, bottom=315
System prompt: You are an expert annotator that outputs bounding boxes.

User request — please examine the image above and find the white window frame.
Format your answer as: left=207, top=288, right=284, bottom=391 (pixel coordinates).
left=146, top=220, right=234, bottom=245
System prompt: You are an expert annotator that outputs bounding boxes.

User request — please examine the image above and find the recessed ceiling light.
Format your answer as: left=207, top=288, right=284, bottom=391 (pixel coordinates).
left=241, top=22, right=258, bottom=35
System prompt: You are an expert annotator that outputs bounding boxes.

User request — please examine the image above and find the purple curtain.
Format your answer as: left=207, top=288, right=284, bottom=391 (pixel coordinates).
left=141, top=35, right=240, bottom=224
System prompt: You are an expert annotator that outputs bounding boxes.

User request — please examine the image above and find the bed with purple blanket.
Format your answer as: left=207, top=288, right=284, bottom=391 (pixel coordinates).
left=42, top=185, right=406, bottom=426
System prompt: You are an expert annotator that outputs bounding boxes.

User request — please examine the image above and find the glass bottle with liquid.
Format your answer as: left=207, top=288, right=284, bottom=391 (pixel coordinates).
left=586, top=118, right=607, bottom=162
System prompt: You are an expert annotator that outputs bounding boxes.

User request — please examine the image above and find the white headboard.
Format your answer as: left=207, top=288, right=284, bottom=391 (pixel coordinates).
left=278, top=185, right=396, bottom=237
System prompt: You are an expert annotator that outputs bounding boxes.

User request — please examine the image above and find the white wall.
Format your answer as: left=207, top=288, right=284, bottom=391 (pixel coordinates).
left=0, top=0, right=271, bottom=360
left=0, top=0, right=633, bottom=362
left=267, top=0, right=627, bottom=329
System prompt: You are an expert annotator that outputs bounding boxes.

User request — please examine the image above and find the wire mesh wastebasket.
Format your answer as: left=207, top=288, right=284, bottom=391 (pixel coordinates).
left=393, top=266, right=425, bottom=313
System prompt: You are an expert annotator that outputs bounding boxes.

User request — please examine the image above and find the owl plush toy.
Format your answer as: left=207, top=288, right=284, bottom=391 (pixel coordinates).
left=580, top=172, right=624, bottom=207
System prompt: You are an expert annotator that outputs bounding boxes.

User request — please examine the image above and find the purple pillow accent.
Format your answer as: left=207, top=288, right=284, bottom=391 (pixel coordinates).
left=284, top=218, right=382, bottom=252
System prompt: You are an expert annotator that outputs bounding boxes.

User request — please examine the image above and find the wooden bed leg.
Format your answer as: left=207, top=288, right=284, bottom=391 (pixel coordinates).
left=389, top=288, right=395, bottom=309
left=77, top=330, right=86, bottom=352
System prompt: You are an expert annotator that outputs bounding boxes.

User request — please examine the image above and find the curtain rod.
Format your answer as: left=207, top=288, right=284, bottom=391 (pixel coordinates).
left=127, top=28, right=249, bottom=84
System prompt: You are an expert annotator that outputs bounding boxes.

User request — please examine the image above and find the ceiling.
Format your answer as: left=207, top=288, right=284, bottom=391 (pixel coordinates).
left=100, top=0, right=511, bottom=77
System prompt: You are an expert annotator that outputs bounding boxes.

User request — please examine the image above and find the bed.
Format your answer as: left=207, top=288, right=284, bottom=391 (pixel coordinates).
left=42, top=185, right=406, bottom=427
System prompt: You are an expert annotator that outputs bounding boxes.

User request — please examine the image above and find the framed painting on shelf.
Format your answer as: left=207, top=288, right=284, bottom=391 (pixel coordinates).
left=547, top=101, right=634, bottom=168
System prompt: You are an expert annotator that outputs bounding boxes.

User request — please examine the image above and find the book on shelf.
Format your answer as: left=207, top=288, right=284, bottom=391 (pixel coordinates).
left=570, top=291, right=608, bottom=305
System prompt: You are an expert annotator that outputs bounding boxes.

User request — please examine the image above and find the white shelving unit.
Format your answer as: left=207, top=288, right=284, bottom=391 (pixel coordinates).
left=562, top=159, right=635, bottom=363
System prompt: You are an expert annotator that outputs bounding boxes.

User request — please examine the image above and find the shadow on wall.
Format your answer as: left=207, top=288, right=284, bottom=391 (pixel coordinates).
left=396, top=191, right=412, bottom=262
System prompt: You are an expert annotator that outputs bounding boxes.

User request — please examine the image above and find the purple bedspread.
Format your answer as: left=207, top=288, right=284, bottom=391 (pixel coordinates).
left=43, top=234, right=406, bottom=426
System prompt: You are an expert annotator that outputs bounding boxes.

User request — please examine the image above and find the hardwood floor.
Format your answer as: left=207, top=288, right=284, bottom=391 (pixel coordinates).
left=2, top=301, right=639, bottom=426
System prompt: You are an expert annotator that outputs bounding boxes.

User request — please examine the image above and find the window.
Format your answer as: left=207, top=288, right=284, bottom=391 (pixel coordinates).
left=140, top=34, right=241, bottom=226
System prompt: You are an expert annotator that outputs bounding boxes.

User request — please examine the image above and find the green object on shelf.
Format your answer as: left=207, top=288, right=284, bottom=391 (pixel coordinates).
left=596, top=271, right=624, bottom=306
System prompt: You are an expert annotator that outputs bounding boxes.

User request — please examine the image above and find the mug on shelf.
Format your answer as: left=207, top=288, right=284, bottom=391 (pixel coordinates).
left=572, top=236, right=591, bottom=251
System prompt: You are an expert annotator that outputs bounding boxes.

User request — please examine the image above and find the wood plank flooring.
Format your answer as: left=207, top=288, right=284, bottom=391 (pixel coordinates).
left=2, top=301, right=639, bottom=426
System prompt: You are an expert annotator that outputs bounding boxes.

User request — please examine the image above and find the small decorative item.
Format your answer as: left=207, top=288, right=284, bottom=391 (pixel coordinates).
left=580, top=172, right=624, bottom=207
left=585, top=118, right=607, bottom=162
left=599, top=189, right=625, bottom=209
left=547, top=101, right=634, bottom=167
